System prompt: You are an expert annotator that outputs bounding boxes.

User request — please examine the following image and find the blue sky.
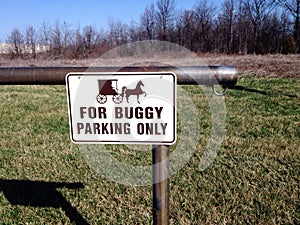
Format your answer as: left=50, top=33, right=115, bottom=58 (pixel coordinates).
left=0, top=0, right=219, bottom=41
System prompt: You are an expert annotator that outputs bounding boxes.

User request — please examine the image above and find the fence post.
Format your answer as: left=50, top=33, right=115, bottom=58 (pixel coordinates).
left=152, top=145, right=170, bottom=225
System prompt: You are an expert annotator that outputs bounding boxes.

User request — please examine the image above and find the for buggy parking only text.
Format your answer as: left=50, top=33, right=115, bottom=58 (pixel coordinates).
left=66, top=72, right=176, bottom=144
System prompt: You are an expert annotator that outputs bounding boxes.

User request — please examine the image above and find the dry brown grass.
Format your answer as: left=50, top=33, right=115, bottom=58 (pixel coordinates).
left=197, top=54, right=300, bottom=78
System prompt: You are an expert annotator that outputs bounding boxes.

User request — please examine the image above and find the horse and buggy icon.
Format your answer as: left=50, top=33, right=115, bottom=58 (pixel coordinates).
left=96, top=79, right=146, bottom=104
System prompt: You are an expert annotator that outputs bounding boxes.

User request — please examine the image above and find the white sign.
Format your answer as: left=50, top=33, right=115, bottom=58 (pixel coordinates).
left=66, top=72, right=176, bottom=144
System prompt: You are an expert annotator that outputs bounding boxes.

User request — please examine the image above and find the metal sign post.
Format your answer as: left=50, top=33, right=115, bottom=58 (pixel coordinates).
left=152, top=145, right=170, bottom=225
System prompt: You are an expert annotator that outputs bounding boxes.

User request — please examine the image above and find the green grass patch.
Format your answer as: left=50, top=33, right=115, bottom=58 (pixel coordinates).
left=0, top=77, right=299, bottom=224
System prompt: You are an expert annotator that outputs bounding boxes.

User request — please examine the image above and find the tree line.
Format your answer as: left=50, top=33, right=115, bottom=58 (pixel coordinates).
left=4, top=0, right=300, bottom=59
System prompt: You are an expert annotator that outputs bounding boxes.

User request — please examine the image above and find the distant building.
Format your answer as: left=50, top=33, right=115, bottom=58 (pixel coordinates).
left=0, top=43, right=50, bottom=54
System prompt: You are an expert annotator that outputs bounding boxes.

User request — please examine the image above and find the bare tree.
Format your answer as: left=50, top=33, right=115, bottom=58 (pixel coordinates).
left=107, top=18, right=129, bottom=48
left=155, top=0, right=177, bottom=41
left=260, top=13, right=281, bottom=53
left=219, top=0, right=237, bottom=53
left=140, top=4, right=156, bottom=40
left=276, top=0, right=300, bottom=52
left=39, top=21, right=52, bottom=56
left=82, top=25, right=94, bottom=54
left=235, top=1, right=252, bottom=54
left=4, top=1, right=300, bottom=58
left=61, top=22, right=72, bottom=56
left=25, top=25, right=37, bottom=58
left=82, top=25, right=103, bottom=57
left=6, top=28, right=24, bottom=57
left=176, top=9, right=196, bottom=50
left=244, top=0, right=277, bottom=53
left=128, top=21, right=142, bottom=42
left=73, top=25, right=84, bottom=58
left=194, top=0, right=217, bottom=52
left=52, top=20, right=62, bottom=57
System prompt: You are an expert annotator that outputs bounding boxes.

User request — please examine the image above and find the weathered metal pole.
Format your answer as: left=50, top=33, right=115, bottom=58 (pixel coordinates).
left=0, top=66, right=238, bottom=86
left=152, top=145, right=170, bottom=225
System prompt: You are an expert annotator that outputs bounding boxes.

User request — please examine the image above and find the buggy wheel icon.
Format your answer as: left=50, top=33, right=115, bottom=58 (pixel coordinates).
left=96, top=94, right=107, bottom=104
left=112, top=94, right=123, bottom=104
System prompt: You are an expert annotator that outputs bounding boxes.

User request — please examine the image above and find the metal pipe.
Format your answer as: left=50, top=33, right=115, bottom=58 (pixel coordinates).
left=152, top=145, right=169, bottom=225
left=0, top=66, right=238, bottom=86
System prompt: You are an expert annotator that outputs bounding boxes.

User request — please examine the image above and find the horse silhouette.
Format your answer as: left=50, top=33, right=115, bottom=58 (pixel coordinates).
left=122, top=80, right=146, bottom=104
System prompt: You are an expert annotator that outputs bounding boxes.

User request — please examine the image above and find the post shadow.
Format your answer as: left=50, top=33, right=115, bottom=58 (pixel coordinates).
left=0, top=179, right=89, bottom=225
left=228, top=85, right=298, bottom=98
left=228, top=85, right=268, bottom=95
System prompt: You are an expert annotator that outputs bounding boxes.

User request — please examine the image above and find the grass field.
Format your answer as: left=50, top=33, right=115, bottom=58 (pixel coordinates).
left=0, top=73, right=299, bottom=224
